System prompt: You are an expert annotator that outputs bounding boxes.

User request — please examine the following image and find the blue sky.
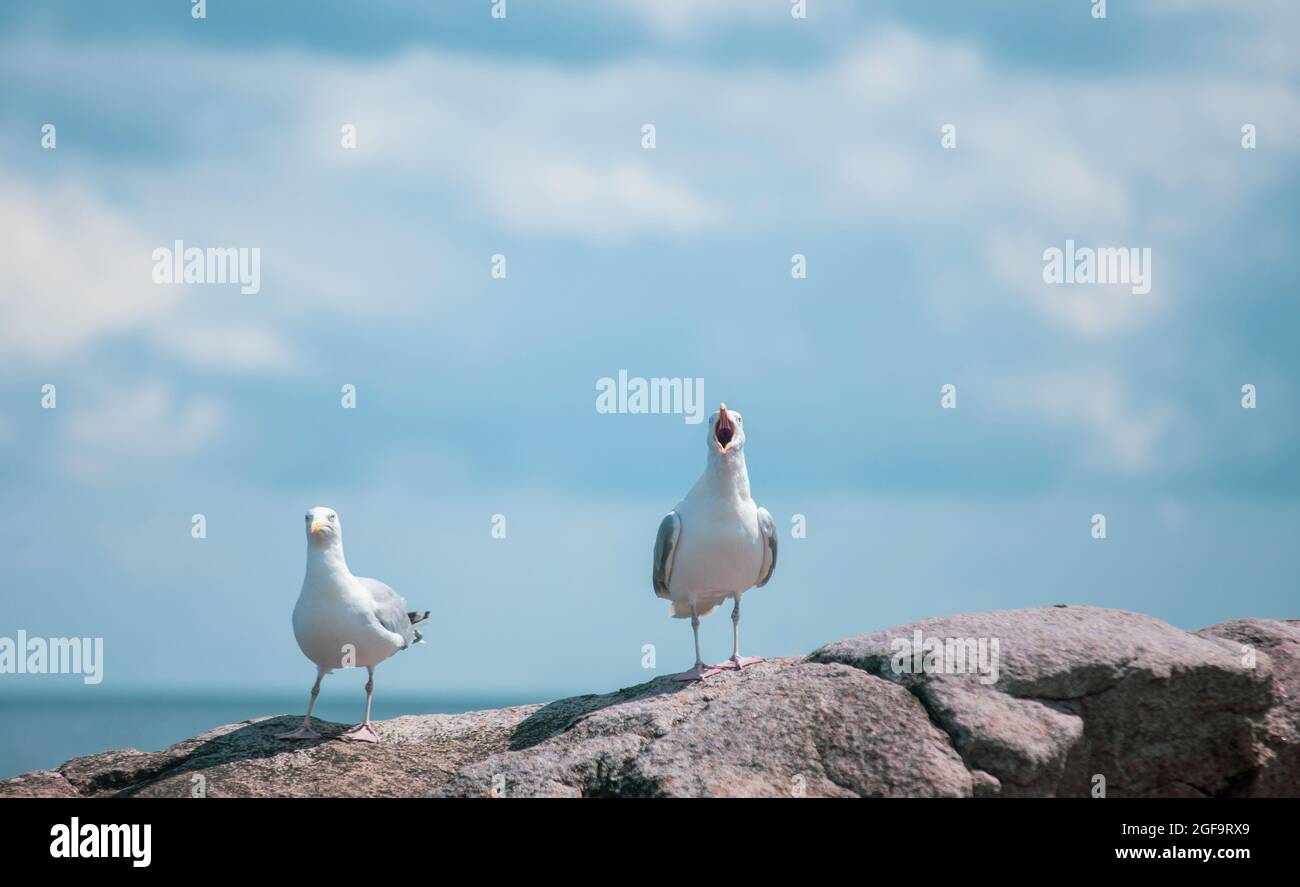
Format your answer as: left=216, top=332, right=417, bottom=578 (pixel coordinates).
left=1, top=1, right=1297, bottom=702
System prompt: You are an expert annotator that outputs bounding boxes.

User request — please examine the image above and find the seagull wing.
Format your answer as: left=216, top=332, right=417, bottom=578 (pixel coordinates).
left=652, top=511, right=681, bottom=600
left=358, top=576, right=422, bottom=649
left=755, top=507, right=777, bottom=587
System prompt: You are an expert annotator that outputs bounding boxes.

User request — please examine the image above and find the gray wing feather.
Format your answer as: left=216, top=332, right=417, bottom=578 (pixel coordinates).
left=652, top=511, right=681, bottom=600
left=358, top=577, right=418, bottom=649
left=756, top=507, right=777, bottom=587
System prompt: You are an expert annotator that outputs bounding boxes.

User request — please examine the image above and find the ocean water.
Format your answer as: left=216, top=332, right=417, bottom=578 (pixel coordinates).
left=0, top=692, right=536, bottom=780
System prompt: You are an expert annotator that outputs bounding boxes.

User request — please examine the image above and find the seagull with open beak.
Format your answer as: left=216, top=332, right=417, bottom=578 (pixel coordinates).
left=652, top=403, right=778, bottom=680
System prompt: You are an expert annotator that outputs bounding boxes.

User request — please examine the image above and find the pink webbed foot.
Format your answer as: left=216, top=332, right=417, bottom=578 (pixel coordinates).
left=715, top=655, right=764, bottom=671
left=339, top=723, right=380, bottom=743
left=671, top=663, right=725, bottom=682
left=275, top=723, right=321, bottom=741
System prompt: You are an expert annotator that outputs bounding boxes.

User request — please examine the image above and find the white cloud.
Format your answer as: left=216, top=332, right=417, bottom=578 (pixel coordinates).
left=486, top=161, right=726, bottom=239
left=300, top=53, right=728, bottom=240
left=1008, top=372, right=1186, bottom=475
left=806, top=30, right=1297, bottom=334
left=153, top=320, right=295, bottom=374
left=0, top=177, right=296, bottom=373
left=0, top=179, right=172, bottom=360
left=3, top=22, right=1298, bottom=346
left=284, top=29, right=1296, bottom=287
left=61, top=381, right=224, bottom=480
left=602, top=0, right=793, bottom=38
left=986, top=233, right=1166, bottom=337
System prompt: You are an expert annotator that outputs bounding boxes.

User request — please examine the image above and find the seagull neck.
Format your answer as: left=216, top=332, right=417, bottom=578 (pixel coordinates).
left=705, top=451, right=751, bottom=500
left=305, top=544, right=351, bottom=583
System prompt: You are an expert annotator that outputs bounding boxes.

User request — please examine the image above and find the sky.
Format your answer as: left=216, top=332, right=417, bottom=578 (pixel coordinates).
left=0, top=0, right=1297, bottom=704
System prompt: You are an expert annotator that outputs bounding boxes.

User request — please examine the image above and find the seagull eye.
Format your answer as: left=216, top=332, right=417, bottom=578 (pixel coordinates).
left=328, top=514, right=336, bottom=521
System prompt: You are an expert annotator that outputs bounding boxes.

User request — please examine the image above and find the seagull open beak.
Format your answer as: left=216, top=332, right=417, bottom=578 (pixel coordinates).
left=714, top=403, right=736, bottom=453
left=309, top=520, right=327, bottom=535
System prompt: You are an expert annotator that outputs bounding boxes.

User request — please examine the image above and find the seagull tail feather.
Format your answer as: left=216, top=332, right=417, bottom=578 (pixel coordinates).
left=408, top=610, right=430, bottom=645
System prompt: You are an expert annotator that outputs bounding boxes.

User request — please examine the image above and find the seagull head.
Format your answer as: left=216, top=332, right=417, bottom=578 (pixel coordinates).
left=707, top=403, right=745, bottom=458
left=305, top=506, right=342, bottom=549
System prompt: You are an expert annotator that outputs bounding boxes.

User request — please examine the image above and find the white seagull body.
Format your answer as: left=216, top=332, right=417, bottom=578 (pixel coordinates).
left=276, top=506, right=428, bottom=743
left=653, top=404, right=777, bottom=681
left=292, top=574, right=416, bottom=670
left=663, top=473, right=766, bottom=621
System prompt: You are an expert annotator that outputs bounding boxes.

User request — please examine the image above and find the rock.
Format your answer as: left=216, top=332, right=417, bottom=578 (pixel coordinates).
left=1196, top=618, right=1300, bottom=797
left=2, top=707, right=541, bottom=798
left=0, top=769, right=81, bottom=798
left=435, top=660, right=973, bottom=797
left=811, top=606, right=1289, bottom=797
left=1, top=606, right=1295, bottom=798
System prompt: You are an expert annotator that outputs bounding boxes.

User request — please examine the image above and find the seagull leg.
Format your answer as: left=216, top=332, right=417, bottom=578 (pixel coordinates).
left=340, top=666, right=380, bottom=743
left=718, top=595, right=763, bottom=670
left=672, top=612, right=723, bottom=681
left=275, top=668, right=325, bottom=740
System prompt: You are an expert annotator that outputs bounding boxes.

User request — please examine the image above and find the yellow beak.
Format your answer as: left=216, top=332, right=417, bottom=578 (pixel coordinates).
left=310, top=520, right=326, bottom=535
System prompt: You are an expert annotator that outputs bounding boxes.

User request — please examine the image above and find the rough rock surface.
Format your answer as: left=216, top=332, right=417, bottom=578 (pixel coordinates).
left=1196, top=618, right=1300, bottom=797
left=812, top=606, right=1295, bottom=797
left=0, top=706, right=539, bottom=798
left=2, top=607, right=1296, bottom=798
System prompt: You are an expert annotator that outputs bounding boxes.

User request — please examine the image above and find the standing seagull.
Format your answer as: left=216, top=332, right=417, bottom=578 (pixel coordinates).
left=653, top=403, right=778, bottom=681
left=276, top=506, right=429, bottom=743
